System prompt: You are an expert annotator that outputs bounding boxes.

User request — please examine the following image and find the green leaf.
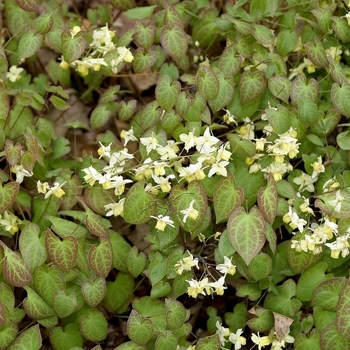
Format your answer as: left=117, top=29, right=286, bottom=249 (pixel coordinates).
left=165, top=298, right=189, bottom=329
left=294, top=329, right=321, bottom=350
left=33, top=264, right=65, bottom=307
left=18, top=223, right=47, bottom=273
left=169, top=180, right=208, bottom=233
left=160, top=25, right=188, bottom=61
left=227, top=134, right=256, bottom=157
left=2, top=245, right=32, bottom=287
left=236, top=282, right=262, bottom=300
left=196, top=334, right=221, bottom=350
left=196, top=65, right=219, bottom=100
left=0, top=181, right=19, bottom=213
left=124, top=181, right=157, bottom=224
left=155, top=331, right=178, bottom=350
left=17, top=29, right=42, bottom=60
left=328, top=57, right=348, bottom=85
left=46, top=216, right=87, bottom=239
left=5, top=140, right=22, bottom=168
left=268, top=75, right=291, bottom=103
left=124, top=5, right=156, bottom=20
left=304, top=39, right=328, bottom=68
left=50, top=95, right=71, bottom=111
left=23, top=286, right=55, bottom=320
left=258, top=174, right=277, bottom=225
left=155, top=75, right=180, bottom=111
left=133, top=49, right=158, bottom=74
left=151, top=281, right=172, bottom=299
left=290, top=74, right=318, bottom=106
left=246, top=307, right=274, bottom=332
left=252, top=24, right=274, bottom=46
left=149, top=252, right=166, bottom=286
left=217, top=45, right=241, bottom=77
left=103, top=272, right=134, bottom=313
left=90, top=104, right=112, bottom=130
left=336, top=278, right=350, bottom=337
left=296, top=262, right=333, bottom=302
left=337, top=130, right=350, bottom=150
left=248, top=253, right=272, bottom=281
left=298, top=99, right=319, bottom=127
left=109, top=230, right=131, bottom=272
left=239, top=70, right=267, bottom=105
left=82, top=277, right=106, bottom=308
left=79, top=309, right=108, bottom=342
left=0, top=322, right=18, bottom=350
left=53, top=136, right=70, bottom=159
left=61, top=30, right=86, bottom=64
left=50, top=324, right=84, bottom=350
left=88, top=239, right=113, bottom=278
left=134, top=20, right=156, bottom=51
left=264, top=279, right=302, bottom=317
left=332, top=17, right=350, bottom=42
left=276, top=29, right=297, bottom=56
left=33, top=13, right=54, bottom=34
left=127, top=310, right=154, bottom=346
left=7, top=325, right=41, bottom=350
left=213, top=173, right=244, bottom=224
left=312, top=277, right=346, bottom=312
left=331, top=83, right=350, bottom=118
left=53, top=290, right=77, bottom=318
left=127, top=246, right=146, bottom=278
left=227, top=207, right=266, bottom=265
left=321, top=322, right=350, bottom=349
left=15, top=0, right=39, bottom=11
left=45, top=230, right=78, bottom=272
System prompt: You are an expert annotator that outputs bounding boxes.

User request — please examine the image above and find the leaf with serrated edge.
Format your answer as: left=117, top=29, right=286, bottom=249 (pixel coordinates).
left=7, top=324, right=42, bottom=350
left=82, top=277, right=106, bottom=307
left=19, top=223, right=47, bottom=272
left=88, top=239, right=113, bottom=278
left=239, top=70, right=267, bottom=105
left=127, top=310, right=154, bottom=346
left=45, top=230, right=78, bottom=272
left=227, top=207, right=266, bottom=265
left=0, top=181, right=19, bottom=213
left=2, top=244, right=32, bottom=287
left=213, top=173, right=244, bottom=224
left=61, top=30, right=86, bottom=63
left=258, top=174, right=277, bottom=225
left=79, top=309, right=108, bottom=342
left=160, top=25, right=188, bottom=62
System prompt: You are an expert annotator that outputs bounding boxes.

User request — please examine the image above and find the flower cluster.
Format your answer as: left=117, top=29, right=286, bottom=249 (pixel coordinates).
left=60, top=24, right=134, bottom=76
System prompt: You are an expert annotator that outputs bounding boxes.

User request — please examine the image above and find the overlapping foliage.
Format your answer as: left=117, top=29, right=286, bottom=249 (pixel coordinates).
left=1, top=0, right=350, bottom=349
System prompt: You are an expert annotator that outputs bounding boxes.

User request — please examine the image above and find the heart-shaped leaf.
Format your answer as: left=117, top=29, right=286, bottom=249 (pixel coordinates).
left=331, top=83, right=350, bottom=118
left=50, top=324, right=83, bottom=350
left=0, top=181, right=19, bottom=213
left=82, top=277, right=106, bottom=307
left=79, top=309, right=108, bottom=342
left=23, top=286, right=55, bottom=320
left=239, top=70, right=266, bottom=105
left=53, top=290, right=77, bottom=318
left=7, top=324, right=42, bottom=350
left=61, top=30, right=86, bottom=63
left=127, top=246, right=147, bottom=278
left=161, top=25, right=187, bottom=62
left=45, top=230, right=78, bottom=272
left=165, top=298, right=189, bottom=330
left=88, top=238, right=113, bottom=278
left=258, top=174, right=278, bottom=225
left=127, top=310, right=154, bottom=346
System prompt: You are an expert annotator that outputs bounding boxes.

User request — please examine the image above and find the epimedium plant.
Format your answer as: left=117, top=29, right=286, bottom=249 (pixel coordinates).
left=2, top=0, right=350, bottom=349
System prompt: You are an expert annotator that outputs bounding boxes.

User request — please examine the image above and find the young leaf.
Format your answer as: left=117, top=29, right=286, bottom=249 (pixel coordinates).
left=50, top=324, right=84, bottom=350
left=45, top=230, right=78, bottom=272
left=0, top=181, right=19, bottom=213
left=17, top=29, right=42, bottom=60
left=7, top=324, right=42, bottom=350
left=88, top=238, right=113, bottom=278
left=82, top=276, right=106, bottom=307
left=213, top=173, right=244, bottom=224
left=50, top=95, right=71, bottom=111
left=61, top=30, right=86, bottom=63
left=239, top=70, right=267, bottom=105
left=155, top=75, right=181, bottom=111
left=127, top=310, right=154, bottom=346
left=79, top=309, right=108, bottom=342
left=196, top=65, right=219, bottom=101
left=160, top=24, right=188, bottom=62
left=227, top=206, right=266, bottom=265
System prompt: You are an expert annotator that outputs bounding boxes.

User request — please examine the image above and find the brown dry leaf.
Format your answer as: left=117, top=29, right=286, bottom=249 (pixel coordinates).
left=272, top=311, right=293, bottom=341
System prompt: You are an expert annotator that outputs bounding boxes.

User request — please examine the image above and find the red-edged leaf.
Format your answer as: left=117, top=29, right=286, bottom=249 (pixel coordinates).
left=88, top=239, right=113, bottom=278
left=0, top=182, right=20, bottom=213
left=258, top=174, right=278, bottom=225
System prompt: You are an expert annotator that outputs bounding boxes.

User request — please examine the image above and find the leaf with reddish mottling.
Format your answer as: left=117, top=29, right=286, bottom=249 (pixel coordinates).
left=45, top=230, right=78, bottom=272
left=15, top=0, right=39, bottom=11
left=127, top=310, right=154, bottom=346
left=0, top=181, right=19, bottom=213
left=213, top=173, right=244, bottom=224
left=82, top=277, right=106, bottom=307
left=7, top=324, right=42, bottom=350
left=227, top=206, right=266, bottom=265
left=290, top=74, right=318, bottom=106
left=258, top=174, right=278, bottom=225
left=304, top=39, right=328, bottom=68
left=196, top=65, right=219, bottom=101
left=321, top=322, right=350, bottom=350
left=1, top=244, right=32, bottom=287
left=336, top=278, right=350, bottom=337
left=239, top=70, right=267, bottom=105
left=88, top=239, right=113, bottom=278
left=0, top=322, right=18, bottom=349
left=331, top=83, right=350, bottom=118
left=23, top=286, right=55, bottom=320
left=17, top=29, right=42, bottom=60
left=5, top=140, right=22, bottom=168
left=77, top=197, right=109, bottom=238
left=160, top=25, right=188, bottom=62
left=61, top=30, right=86, bottom=63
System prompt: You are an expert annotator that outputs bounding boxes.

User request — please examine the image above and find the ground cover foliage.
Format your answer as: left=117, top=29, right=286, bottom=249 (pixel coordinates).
left=1, top=0, right=350, bottom=349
